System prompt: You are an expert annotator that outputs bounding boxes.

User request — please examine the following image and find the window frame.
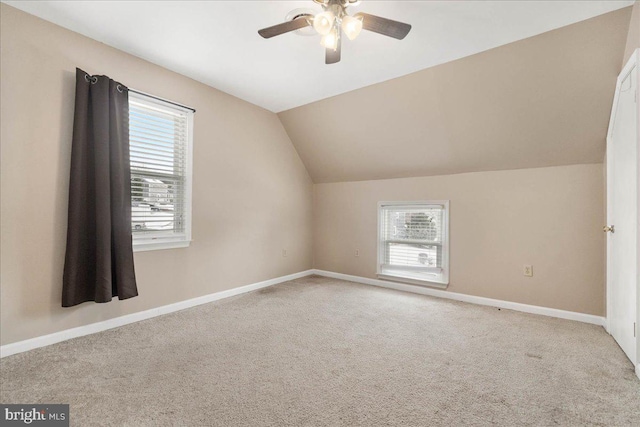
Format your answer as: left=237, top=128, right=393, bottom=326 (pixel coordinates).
left=377, top=201, right=450, bottom=288
left=128, top=93, right=194, bottom=253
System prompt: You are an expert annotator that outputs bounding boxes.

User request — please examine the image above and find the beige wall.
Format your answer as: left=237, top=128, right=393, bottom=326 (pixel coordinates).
left=623, top=1, right=640, bottom=67
left=313, top=165, right=605, bottom=315
left=0, top=4, right=313, bottom=346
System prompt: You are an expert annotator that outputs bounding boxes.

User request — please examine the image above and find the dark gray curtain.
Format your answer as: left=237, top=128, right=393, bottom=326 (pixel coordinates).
left=62, top=68, right=138, bottom=307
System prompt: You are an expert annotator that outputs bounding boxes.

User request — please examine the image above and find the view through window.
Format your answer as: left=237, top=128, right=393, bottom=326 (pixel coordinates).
left=129, top=93, right=192, bottom=250
left=378, top=202, right=449, bottom=285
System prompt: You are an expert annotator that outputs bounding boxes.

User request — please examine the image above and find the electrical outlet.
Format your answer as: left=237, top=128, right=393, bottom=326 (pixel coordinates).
left=355, top=249, right=360, bottom=257
left=523, top=265, right=533, bottom=277
left=282, top=249, right=287, bottom=257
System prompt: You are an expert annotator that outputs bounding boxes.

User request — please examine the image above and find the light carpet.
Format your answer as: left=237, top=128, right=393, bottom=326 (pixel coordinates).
left=1, top=275, right=639, bottom=426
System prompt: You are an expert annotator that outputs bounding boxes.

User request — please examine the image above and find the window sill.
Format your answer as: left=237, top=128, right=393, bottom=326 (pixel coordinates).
left=377, top=273, right=449, bottom=289
left=133, top=240, right=191, bottom=253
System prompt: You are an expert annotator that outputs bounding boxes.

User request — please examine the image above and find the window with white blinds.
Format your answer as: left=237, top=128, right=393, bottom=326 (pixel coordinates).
left=128, top=92, right=193, bottom=251
left=377, top=201, right=449, bottom=286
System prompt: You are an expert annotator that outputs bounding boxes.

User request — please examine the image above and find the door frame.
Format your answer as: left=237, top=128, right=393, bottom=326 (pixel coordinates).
left=605, top=49, right=639, bottom=377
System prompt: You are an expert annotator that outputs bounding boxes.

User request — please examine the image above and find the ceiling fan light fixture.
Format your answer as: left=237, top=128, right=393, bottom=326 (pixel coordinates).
left=321, top=28, right=339, bottom=50
left=258, top=1, right=412, bottom=64
left=313, top=11, right=335, bottom=36
left=342, top=15, right=363, bottom=40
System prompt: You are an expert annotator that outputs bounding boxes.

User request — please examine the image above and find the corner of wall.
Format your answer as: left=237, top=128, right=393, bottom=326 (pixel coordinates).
left=275, top=114, right=315, bottom=186
left=622, top=1, right=640, bottom=68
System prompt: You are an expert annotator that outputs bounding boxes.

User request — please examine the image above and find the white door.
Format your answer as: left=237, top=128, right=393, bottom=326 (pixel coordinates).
left=607, top=55, right=638, bottom=365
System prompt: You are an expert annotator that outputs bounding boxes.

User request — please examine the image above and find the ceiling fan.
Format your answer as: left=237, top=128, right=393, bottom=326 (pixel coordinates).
left=258, top=0, right=412, bottom=64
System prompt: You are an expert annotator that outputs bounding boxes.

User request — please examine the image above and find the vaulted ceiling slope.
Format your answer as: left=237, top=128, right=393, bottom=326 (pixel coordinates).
left=279, top=8, right=632, bottom=184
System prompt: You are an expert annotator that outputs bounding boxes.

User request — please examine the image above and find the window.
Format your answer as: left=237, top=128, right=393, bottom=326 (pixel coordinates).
left=377, top=201, right=449, bottom=287
left=128, top=92, right=193, bottom=251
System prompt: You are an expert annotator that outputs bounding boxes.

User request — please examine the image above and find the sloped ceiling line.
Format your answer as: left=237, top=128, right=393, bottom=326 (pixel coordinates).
left=278, top=8, right=632, bottom=183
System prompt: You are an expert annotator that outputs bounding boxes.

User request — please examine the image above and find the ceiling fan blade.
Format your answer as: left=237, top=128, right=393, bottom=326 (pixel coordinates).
left=354, top=13, right=411, bottom=40
left=258, top=17, right=311, bottom=39
left=326, top=41, right=341, bottom=64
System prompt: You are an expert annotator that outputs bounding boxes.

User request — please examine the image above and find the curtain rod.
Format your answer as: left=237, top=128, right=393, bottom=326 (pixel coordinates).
left=84, top=73, right=196, bottom=113
left=127, top=88, right=196, bottom=113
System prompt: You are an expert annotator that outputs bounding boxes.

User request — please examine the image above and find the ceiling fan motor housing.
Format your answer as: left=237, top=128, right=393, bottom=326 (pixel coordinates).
left=314, top=0, right=360, bottom=8
left=324, top=0, right=349, bottom=20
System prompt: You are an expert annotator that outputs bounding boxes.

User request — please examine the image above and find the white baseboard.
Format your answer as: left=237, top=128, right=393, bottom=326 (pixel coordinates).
left=636, top=364, right=640, bottom=380
left=0, top=269, right=315, bottom=358
left=1, top=268, right=607, bottom=358
left=312, top=269, right=606, bottom=327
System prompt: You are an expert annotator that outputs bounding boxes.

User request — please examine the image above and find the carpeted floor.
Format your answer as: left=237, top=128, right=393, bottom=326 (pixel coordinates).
left=1, top=275, right=639, bottom=426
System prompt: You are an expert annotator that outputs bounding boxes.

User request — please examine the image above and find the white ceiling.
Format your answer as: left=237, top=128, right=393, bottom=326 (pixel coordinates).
left=4, top=0, right=634, bottom=112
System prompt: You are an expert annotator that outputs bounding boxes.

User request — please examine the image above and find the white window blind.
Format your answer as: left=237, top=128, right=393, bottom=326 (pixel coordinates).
left=128, top=93, right=193, bottom=251
left=378, top=202, right=449, bottom=286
